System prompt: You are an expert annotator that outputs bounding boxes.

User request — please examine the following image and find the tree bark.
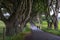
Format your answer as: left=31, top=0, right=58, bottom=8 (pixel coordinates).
left=52, top=14, right=58, bottom=29
left=52, top=0, right=58, bottom=29
left=5, top=21, right=15, bottom=36
left=48, top=21, right=52, bottom=29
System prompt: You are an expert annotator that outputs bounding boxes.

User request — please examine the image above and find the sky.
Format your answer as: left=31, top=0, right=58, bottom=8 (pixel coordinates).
left=50, top=9, right=60, bottom=18
left=58, top=13, right=60, bottom=17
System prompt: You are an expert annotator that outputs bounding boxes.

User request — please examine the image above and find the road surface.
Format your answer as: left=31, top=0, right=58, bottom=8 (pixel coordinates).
left=25, top=22, right=60, bottom=40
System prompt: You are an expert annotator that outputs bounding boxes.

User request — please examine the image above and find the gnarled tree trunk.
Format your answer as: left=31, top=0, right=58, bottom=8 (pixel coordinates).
left=5, top=21, right=15, bottom=36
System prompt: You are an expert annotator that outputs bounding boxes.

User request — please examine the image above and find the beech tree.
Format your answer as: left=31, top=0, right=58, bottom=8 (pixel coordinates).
left=0, top=0, right=32, bottom=35
left=47, top=0, right=59, bottom=29
left=0, top=0, right=59, bottom=36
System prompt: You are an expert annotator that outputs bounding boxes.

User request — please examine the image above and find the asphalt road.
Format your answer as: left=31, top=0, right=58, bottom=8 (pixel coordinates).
left=25, top=22, right=60, bottom=40
left=25, top=30, right=60, bottom=40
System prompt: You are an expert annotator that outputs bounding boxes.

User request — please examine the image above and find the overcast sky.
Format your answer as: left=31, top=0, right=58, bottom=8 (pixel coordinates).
left=50, top=9, right=60, bottom=17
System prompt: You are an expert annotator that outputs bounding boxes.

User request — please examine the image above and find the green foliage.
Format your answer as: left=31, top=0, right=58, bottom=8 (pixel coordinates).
left=31, top=0, right=49, bottom=18
left=0, top=21, right=6, bottom=40
left=23, top=23, right=31, bottom=32
left=12, top=32, right=27, bottom=40
left=23, top=27, right=31, bottom=32
left=42, top=21, right=60, bottom=30
left=41, top=16, right=46, bottom=21
left=42, top=21, right=47, bottom=28
left=41, top=21, right=60, bottom=36
left=6, top=36, right=12, bottom=40
left=42, top=28, right=60, bottom=36
left=32, top=0, right=48, bottom=13
left=0, top=21, right=5, bottom=28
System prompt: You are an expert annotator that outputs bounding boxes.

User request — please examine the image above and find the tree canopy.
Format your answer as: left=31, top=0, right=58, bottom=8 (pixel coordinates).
left=0, top=0, right=52, bottom=35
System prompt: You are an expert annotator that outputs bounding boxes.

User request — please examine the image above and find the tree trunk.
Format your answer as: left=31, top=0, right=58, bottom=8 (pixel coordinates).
left=48, top=22, right=52, bottom=29
left=46, top=0, right=53, bottom=29
left=53, top=14, right=58, bottom=29
left=51, top=0, right=58, bottom=30
left=5, top=21, right=15, bottom=36
left=0, top=0, right=32, bottom=36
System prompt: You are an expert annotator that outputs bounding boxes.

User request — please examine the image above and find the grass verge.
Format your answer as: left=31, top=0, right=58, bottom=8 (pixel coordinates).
left=42, top=27, right=60, bottom=36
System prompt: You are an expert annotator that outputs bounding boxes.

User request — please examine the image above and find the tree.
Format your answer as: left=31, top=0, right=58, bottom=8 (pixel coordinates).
left=48, top=0, right=59, bottom=29
left=0, top=0, right=32, bottom=36
left=0, top=0, right=53, bottom=36
left=45, top=0, right=59, bottom=29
